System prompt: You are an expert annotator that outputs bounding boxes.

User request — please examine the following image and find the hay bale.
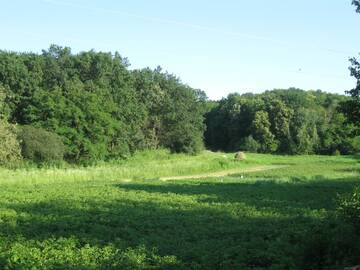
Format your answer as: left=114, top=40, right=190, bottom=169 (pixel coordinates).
left=234, top=151, right=246, bottom=161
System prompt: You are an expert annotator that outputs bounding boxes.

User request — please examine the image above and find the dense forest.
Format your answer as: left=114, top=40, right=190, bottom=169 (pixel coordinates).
left=0, top=46, right=206, bottom=165
left=205, top=89, right=360, bottom=155
left=0, top=44, right=359, bottom=166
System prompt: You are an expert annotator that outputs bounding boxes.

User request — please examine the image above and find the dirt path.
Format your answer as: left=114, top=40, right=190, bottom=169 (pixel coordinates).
left=159, top=165, right=288, bottom=181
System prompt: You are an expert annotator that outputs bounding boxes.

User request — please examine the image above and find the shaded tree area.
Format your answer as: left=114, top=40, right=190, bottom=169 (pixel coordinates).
left=0, top=45, right=206, bottom=164
left=205, top=88, right=360, bottom=155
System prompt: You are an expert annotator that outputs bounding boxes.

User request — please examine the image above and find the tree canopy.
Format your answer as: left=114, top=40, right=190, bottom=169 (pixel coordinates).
left=0, top=46, right=206, bottom=163
left=205, top=89, right=359, bottom=155
left=339, top=1, right=360, bottom=127
left=0, top=45, right=358, bottom=165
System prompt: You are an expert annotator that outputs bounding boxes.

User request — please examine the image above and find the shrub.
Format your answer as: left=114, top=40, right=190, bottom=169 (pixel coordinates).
left=239, top=135, right=260, bottom=152
left=349, top=136, right=360, bottom=153
left=300, top=187, right=360, bottom=269
left=0, top=86, right=21, bottom=167
left=17, top=126, right=65, bottom=164
left=300, top=220, right=360, bottom=270
left=164, top=126, right=204, bottom=155
left=338, top=186, right=360, bottom=233
left=0, top=120, right=22, bottom=167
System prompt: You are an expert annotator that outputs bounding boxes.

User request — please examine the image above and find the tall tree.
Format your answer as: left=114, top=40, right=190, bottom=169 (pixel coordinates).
left=0, top=86, right=21, bottom=166
left=0, top=46, right=207, bottom=163
left=340, top=1, right=360, bottom=126
left=252, top=110, right=277, bottom=153
left=265, top=98, right=293, bottom=153
left=205, top=88, right=357, bottom=155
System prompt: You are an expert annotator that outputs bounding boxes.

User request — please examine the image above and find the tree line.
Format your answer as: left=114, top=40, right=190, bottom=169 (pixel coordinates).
left=0, top=45, right=359, bottom=167
left=206, top=1, right=360, bottom=156
left=1, top=6, right=360, bottom=167
left=205, top=88, right=359, bottom=155
left=0, top=45, right=206, bottom=166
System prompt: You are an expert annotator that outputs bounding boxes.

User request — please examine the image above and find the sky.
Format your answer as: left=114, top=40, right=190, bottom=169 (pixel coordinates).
left=0, top=0, right=359, bottom=100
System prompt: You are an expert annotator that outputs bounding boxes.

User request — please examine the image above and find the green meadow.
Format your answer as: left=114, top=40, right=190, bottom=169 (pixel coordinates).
left=0, top=151, right=359, bottom=269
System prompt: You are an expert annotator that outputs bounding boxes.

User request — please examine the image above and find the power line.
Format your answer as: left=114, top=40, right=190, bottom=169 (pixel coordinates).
left=39, top=0, right=355, bottom=56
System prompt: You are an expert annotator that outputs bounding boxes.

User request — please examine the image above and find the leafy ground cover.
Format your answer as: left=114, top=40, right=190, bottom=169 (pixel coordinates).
left=0, top=151, right=359, bottom=269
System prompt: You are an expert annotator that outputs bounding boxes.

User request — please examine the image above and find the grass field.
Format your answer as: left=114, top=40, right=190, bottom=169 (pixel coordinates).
left=0, top=151, right=359, bottom=269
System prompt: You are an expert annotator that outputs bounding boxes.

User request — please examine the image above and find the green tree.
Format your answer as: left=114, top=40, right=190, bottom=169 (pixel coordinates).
left=0, top=87, right=21, bottom=167
left=132, top=67, right=206, bottom=154
left=159, top=72, right=205, bottom=154
left=341, top=56, right=360, bottom=126
left=340, top=1, right=360, bottom=127
left=240, top=135, right=260, bottom=152
left=252, top=110, right=278, bottom=153
left=0, top=46, right=207, bottom=162
left=17, top=125, right=65, bottom=164
left=0, top=121, right=21, bottom=167
left=205, top=88, right=349, bottom=155
left=265, top=98, right=293, bottom=153
left=290, top=109, right=319, bottom=154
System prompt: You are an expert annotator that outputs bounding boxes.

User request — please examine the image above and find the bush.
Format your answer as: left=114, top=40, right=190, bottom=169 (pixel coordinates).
left=164, top=126, right=204, bottom=155
left=300, top=220, right=360, bottom=270
left=239, top=136, right=260, bottom=152
left=17, top=126, right=65, bottom=164
left=300, top=187, right=360, bottom=270
left=338, top=186, right=360, bottom=233
left=0, top=120, right=22, bottom=167
left=349, top=136, right=360, bottom=153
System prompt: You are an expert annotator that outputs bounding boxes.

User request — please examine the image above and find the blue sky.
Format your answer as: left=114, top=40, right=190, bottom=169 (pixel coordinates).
left=1, top=0, right=359, bottom=100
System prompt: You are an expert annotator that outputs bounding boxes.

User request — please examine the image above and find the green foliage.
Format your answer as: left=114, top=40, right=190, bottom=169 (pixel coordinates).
left=3, top=241, right=178, bottom=270
left=0, top=151, right=359, bottom=269
left=340, top=56, right=360, bottom=127
left=0, top=120, right=22, bottom=167
left=338, top=185, right=360, bottom=232
left=318, top=113, right=359, bottom=154
left=300, top=220, right=360, bottom=270
left=205, top=88, right=356, bottom=155
left=0, top=87, right=22, bottom=167
left=350, top=136, right=360, bottom=150
left=266, top=98, right=293, bottom=153
left=290, top=108, right=319, bottom=154
left=133, top=68, right=205, bottom=154
left=300, top=185, right=360, bottom=270
left=0, top=46, right=205, bottom=162
left=239, top=135, right=260, bottom=152
left=340, top=4, right=360, bottom=130
left=17, top=125, right=65, bottom=164
left=252, top=111, right=278, bottom=153
left=0, top=86, right=9, bottom=119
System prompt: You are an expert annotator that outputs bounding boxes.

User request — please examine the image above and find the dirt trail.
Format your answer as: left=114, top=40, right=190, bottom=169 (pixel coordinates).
left=159, top=165, right=288, bottom=181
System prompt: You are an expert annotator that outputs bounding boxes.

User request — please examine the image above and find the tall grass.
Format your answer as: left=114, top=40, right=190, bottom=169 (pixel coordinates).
left=0, top=150, right=237, bottom=185
left=0, top=149, right=358, bottom=186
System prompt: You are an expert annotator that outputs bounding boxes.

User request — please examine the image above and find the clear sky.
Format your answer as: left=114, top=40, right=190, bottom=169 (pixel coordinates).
left=1, top=0, right=359, bottom=100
